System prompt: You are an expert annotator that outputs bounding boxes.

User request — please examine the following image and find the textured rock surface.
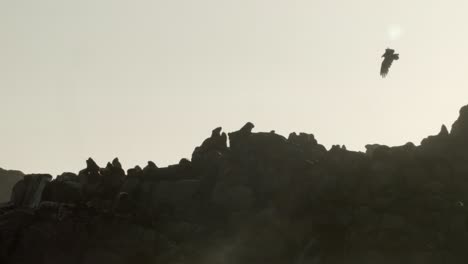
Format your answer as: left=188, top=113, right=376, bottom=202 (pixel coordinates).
left=3, top=105, right=468, bottom=263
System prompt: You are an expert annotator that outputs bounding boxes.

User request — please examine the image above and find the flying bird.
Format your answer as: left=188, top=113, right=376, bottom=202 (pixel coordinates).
left=380, top=48, right=399, bottom=78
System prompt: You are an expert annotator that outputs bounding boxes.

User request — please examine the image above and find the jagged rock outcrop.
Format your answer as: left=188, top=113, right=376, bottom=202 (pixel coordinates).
left=3, top=105, right=468, bottom=263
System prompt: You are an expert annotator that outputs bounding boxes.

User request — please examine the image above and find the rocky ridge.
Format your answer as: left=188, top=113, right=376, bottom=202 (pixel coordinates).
left=2, top=106, right=468, bottom=263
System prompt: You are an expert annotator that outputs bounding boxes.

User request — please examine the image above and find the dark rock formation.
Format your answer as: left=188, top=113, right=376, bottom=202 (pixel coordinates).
left=11, top=174, right=52, bottom=208
left=0, top=168, right=23, bottom=202
left=4, top=106, right=468, bottom=263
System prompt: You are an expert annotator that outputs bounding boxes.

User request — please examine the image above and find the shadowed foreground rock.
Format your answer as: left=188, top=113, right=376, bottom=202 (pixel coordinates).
left=3, top=106, right=468, bottom=263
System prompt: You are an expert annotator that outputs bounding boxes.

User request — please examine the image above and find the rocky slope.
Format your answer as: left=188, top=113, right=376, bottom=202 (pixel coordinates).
left=0, top=168, right=23, bottom=202
left=3, top=106, right=468, bottom=263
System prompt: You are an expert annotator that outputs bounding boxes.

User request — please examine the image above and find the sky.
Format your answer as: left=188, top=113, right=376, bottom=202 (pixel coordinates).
left=1, top=0, right=468, bottom=175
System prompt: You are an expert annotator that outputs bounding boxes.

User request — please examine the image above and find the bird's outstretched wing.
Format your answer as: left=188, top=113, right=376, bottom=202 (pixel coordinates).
left=380, top=58, right=393, bottom=78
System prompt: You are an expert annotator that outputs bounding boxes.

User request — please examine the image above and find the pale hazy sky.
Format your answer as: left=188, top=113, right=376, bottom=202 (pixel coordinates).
left=2, top=0, right=468, bottom=175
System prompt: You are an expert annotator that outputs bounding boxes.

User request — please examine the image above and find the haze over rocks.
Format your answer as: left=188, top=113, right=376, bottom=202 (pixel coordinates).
left=3, top=105, right=468, bottom=263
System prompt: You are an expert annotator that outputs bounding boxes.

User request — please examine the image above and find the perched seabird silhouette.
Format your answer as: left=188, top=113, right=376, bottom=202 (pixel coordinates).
left=380, top=48, right=399, bottom=78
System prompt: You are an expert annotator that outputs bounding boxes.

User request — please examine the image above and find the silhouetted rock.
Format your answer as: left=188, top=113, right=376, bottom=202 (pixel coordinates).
left=42, top=172, right=81, bottom=203
left=192, top=127, right=228, bottom=163
left=451, top=105, right=468, bottom=137
left=99, top=158, right=125, bottom=199
left=86, top=157, right=100, bottom=173
left=112, top=157, right=123, bottom=169
left=128, top=165, right=143, bottom=177
left=142, top=161, right=158, bottom=174
left=0, top=168, right=23, bottom=202
left=179, top=158, right=191, bottom=167
left=228, top=122, right=255, bottom=151
left=420, top=125, right=451, bottom=155
left=56, top=172, right=79, bottom=182
left=4, top=105, right=468, bottom=263
left=288, top=132, right=327, bottom=160
left=11, top=174, right=52, bottom=208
